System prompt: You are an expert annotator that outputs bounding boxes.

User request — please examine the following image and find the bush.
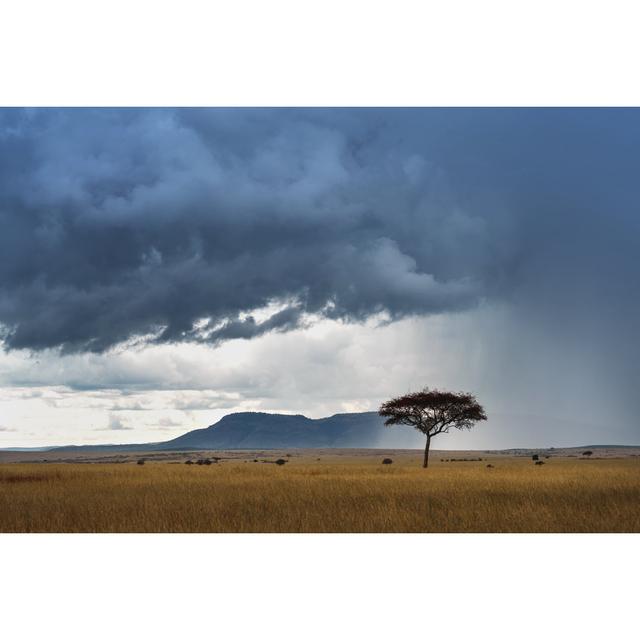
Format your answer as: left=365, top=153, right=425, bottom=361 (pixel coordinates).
left=137, top=459, right=145, bottom=466
left=583, top=451, right=593, bottom=457
left=535, top=460, right=545, bottom=465
left=486, top=464, right=494, bottom=468
left=532, top=454, right=539, bottom=461
left=382, top=458, right=393, bottom=465
left=275, top=459, right=287, bottom=466
left=185, top=460, right=193, bottom=465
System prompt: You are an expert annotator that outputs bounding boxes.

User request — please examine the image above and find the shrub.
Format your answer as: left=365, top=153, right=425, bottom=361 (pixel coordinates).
left=275, top=459, right=287, bottom=466
left=137, top=459, right=145, bottom=466
left=382, top=458, right=393, bottom=465
left=583, top=451, right=593, bottom=457
left=535, top=460, right=545, bottom=466
left=486, top=464, right=494, bottom=468
left=185, top=460, right=193, bottom=465
left=532, top=454, right=539, bottom=461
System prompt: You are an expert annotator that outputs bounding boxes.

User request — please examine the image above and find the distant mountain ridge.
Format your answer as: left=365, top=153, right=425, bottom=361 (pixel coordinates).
left=40, top=411, right=424, bottom=453
left=161, top=411, right=415, bottom=449
left=161, top=411, right=421, bottom=450
left=6, top=411, right=637, bottom=454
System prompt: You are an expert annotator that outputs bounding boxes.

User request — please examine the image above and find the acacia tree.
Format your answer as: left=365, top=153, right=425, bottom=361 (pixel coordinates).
left=379, top=388, right=487, bottom=468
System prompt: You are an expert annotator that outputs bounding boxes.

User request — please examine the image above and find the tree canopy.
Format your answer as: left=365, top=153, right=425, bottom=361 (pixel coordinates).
left=379, top=388, right=487, bottom=467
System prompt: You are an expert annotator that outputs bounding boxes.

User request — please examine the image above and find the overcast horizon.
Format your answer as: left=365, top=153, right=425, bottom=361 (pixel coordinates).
left=1, top=108, right=638, bottom=449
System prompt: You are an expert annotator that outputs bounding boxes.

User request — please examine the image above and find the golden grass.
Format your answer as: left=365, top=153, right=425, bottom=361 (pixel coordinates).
left=0, top=457, right=638, bottom=533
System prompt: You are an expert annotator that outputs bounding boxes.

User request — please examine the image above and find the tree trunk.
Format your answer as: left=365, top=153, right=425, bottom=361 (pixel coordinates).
left=423, top=435, right=431, bottom=468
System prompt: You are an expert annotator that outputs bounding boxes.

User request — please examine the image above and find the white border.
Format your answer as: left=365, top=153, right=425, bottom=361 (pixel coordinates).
left=0, top=534, right=637, bottom=639
left=1, top=0, right=640, bottom=105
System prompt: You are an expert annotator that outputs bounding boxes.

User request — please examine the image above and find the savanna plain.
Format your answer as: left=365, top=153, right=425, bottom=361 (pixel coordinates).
left=1, top=449, right=638, bottom=533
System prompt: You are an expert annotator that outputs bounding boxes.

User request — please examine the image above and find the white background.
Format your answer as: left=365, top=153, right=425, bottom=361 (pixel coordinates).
left=1, top=2, right=638, bottom=639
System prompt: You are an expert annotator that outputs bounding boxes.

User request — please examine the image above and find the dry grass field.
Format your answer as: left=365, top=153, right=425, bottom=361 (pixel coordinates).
left=1, top=453, right=638, bottom=532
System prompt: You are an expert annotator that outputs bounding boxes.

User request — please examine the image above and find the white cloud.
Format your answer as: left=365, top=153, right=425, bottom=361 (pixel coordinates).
left=0, top=302, right=635, bottom=448
left=97, top=414, right=133, bottom=432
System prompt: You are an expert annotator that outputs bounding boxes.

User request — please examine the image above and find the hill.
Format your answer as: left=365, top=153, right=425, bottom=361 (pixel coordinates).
left=31, top=411, right=422, bottom=453
left=157, top=411, right=420, bottom=449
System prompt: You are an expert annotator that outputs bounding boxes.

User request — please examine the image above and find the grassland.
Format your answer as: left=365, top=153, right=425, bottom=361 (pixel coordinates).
left=1, top=453, right=638, bottom=532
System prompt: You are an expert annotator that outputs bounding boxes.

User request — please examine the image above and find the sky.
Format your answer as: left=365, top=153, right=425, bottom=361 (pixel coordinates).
left=0, top=107, right=638, bottom=448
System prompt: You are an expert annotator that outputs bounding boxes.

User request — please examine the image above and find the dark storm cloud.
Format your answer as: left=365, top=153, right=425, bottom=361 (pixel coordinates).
left=0, top=108, right=492, bottom=352
left=0, top=106, right=639, bottom=400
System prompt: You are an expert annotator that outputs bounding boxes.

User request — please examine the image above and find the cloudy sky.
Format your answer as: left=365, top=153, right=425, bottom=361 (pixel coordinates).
left=0, top=108, right=638, bottom=448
